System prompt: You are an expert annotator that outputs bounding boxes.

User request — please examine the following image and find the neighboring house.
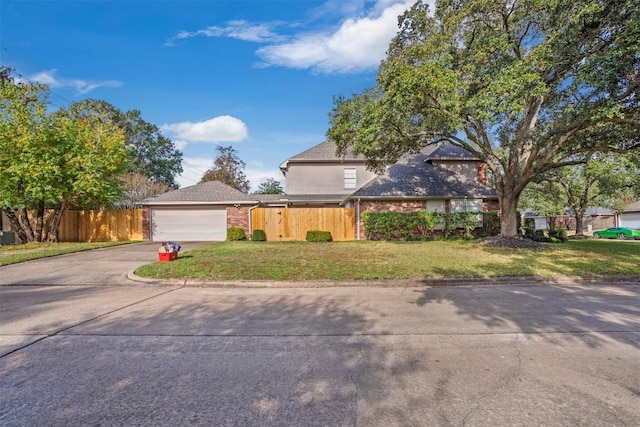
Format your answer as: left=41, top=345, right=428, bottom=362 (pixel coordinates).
left=619, top=200, right=640, bottom=228
left=524, top=207, right=617, bottom=232
left=142, top=141, right=499, bottom=242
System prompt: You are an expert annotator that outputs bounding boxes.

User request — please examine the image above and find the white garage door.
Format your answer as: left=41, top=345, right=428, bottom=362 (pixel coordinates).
left=619, top=213, right=640, bottom=229
left=151, top=207, right=227, bottom=241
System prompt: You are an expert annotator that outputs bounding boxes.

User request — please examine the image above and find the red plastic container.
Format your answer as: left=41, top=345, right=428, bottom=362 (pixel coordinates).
left=158, top=252, right=178, bottom=262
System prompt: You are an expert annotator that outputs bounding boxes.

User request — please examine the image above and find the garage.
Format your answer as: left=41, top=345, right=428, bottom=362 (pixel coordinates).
left=619, top=213, right=640, bottom=229
left=142, top=181, right=260, bottom=242
left=151, top=207, right=227, bottom=241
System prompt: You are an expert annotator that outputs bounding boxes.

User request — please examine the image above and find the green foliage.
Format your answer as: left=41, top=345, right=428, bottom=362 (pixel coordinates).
left=362, top=210, right=496, bottom=240
left=251, top=229, right=266, bottom=241
left=480, top=211, right=501, bottom=237
left=226, top=227, right=246, bottom=241
left=253, top=178, right=284, bottom=195
left=65, top=99, right=183, bottom=188
left=327, top=0, right=640, bottom=237
left=548, top=228, right=568, bottom=244
left=201, top=145, right=250, bottom=193
left=305, top=230, right=333, bottom=242
left=0, top=79, right=129, bottom=242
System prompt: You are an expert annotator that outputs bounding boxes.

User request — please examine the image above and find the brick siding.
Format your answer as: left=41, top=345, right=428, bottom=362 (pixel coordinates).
left=226, top=205, right=251, bottom=238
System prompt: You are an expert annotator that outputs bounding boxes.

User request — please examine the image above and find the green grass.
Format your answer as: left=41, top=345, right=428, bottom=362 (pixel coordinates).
left=0, top=241, right=137, bottom=266
left=134, top=239, right=640, bottom=281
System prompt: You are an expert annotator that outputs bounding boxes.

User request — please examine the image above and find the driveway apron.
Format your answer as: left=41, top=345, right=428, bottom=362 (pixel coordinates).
left=0, top=242, right=208, bottom=286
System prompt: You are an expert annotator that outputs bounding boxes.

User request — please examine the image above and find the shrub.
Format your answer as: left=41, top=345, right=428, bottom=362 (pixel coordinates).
left=306, top=230, right=333, bottom=242
left=227, top=227, right=246, bottom=241
left=480, top=211, right=500, bottom=237
left=548, top=227, right=568, bottom=243
left=363, top=211, right=444, bottom=240
left=251, top=229, right=266, bottom=241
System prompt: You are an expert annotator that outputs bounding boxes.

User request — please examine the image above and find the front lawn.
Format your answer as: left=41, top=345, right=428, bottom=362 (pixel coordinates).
left=0, top=241, right=136, bottom=266
left=134, top=239, right=640, bottom=281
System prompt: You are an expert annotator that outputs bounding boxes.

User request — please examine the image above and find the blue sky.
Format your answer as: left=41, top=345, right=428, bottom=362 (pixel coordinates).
left=1, top=0, right=425, bottom=191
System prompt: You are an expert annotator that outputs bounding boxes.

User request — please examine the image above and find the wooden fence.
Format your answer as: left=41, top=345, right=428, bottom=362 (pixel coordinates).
left=251, top=207, right=355, bottom=241
left=58, top=209, right=143, bottom=242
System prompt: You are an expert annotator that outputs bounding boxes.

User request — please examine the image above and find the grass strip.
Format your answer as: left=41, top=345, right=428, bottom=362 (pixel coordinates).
left=0, top=241, right=138, bottom=266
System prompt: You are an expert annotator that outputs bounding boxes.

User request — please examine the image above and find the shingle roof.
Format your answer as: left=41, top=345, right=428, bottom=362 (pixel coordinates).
left=624, top=200, right=640, bottom=212
left=426, top=143, right=479, bottom=161
left=349, top=148, right=497, bottom=199
left=284, top=140, right=364, bottom=162
left=143, top=181, right=258, bottom=204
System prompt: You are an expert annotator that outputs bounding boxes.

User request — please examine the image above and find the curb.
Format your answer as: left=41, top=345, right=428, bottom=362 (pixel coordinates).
left=127, top=271, right=640, bottom=289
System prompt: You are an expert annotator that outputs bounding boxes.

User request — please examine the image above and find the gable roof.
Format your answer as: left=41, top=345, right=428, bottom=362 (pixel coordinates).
left=143, top=181, right=258, bottom=205
left=348, top=147, right=496, bottom=200
left=280, top=140, right=364, bottom=172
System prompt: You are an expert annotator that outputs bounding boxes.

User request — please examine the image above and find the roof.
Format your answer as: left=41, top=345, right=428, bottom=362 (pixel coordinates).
left=257, top=194, right=347, bottom=205
left=426, top=143, right=479, bottom=161
left=143, top=181, right=258, bottom=205
left=624, top=200, right=640, bottom=212
left=348, top=149, right=496, bottom=200
left=280, top=140, right=364, bottom=171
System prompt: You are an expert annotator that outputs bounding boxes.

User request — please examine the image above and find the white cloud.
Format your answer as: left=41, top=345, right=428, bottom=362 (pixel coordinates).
left=165, top=0, right=431, bottom=74
left=27, top=69, right=122, bottom=94
left=172, top=139, right=189, bottom=150
left=257, top=0, right=415, bottom=73
left=161, top=116, right=249, bottom=144
left=166, top=20, right=284, bottom=46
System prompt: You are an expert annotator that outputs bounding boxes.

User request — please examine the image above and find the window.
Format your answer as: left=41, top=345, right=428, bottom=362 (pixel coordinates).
left=450, top=199, right=483, bottom=213
left=344, top=168, right=357, bottom=189
left=426, top=200, right=445, bottom=230
left=450, top=199, right=483, bottom=227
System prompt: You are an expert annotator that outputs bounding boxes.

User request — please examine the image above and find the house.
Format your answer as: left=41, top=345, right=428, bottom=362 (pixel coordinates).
left=619, top=200, right=640, bottom=228
left=142, top=141, right=499, bottom=241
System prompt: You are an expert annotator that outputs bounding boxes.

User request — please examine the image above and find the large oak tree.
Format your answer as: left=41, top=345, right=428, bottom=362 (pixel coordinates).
left=327, top=0, right=640, bottom=237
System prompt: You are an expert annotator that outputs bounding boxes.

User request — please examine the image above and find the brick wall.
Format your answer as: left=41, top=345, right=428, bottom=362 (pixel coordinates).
left=142, top=206, right=150, bottom=241
left=477, top=163, right=487, bottom=184
left=226, top=205, right=251, bottom=237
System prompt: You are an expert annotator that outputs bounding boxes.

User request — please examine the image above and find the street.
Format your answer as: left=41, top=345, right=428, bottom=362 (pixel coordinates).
left=1, top=282, right=639, bottom=426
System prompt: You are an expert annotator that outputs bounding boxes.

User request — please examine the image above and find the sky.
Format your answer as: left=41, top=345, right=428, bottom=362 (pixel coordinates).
left=0, top=0, right=428, bottom=192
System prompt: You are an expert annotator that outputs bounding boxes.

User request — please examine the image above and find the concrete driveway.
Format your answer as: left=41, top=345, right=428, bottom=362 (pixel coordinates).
left=0, top=242, right=208, bottom=286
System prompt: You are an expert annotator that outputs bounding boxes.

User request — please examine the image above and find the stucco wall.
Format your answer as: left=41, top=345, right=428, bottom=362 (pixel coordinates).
left=285, top=162, right=377, bottom=195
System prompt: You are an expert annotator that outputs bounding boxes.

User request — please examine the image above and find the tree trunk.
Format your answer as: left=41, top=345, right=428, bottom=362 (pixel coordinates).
left=574, top=212, right=585, bottom=236
left=2, top=208, right=28, bottom=244
left=499, top=192, right=520, bottom=237
left=34, top=200, right=45, bottom=242
left=47, top=202, right=67, bottom=243
left=16, top=208, right=35, bottom=242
